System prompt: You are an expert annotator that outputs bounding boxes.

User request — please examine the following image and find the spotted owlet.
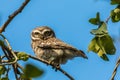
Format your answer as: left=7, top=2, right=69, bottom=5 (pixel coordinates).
left=31, top=26, right=87, bottom=66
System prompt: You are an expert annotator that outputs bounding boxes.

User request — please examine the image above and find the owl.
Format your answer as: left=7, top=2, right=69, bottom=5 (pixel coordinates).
left=31, top=26, right=87, bottom=67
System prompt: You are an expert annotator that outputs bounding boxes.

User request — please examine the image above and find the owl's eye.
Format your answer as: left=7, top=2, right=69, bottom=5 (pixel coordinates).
left=34, top=32, right=40, bottom=35
left=44, top=31, right=52, bottom=37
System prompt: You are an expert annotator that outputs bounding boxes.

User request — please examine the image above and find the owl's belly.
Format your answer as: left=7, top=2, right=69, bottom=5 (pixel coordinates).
left=35, top=48, right=69, bottom=64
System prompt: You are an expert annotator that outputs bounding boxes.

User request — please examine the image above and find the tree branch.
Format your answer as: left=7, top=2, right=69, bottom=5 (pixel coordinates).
left=110, top=57, right=120, bottom=80
left=29, top=55, right=74, bottom=80
left=0, top=1, right=30, bottom=79
left=0, top=0, right=30, bottom=33
left=0, top=34, right=18, bottom=64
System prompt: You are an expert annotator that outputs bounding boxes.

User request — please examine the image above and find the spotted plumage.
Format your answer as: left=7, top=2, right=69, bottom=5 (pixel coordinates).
left=31, top=26, right=87, bottom=66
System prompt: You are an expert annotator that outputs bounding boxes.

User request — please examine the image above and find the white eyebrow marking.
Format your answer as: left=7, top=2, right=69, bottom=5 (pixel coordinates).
left=33, top=30, right=41, bottom=33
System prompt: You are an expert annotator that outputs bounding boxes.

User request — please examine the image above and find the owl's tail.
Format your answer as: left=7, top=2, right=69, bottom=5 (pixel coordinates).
left=78, top=50, right=88, bottom=59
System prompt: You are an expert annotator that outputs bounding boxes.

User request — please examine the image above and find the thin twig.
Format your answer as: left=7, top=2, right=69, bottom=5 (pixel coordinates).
left=0, top=48, right=15, bottom=65
left=1, top=60, right=9, bottom=63
left=29, top=55, right=74, bottom=80
left=105, top=16, right=111, bottom=24
left=1, top=55, right=6, bottom=59
left=6, top=65, right=11, bottom=77
left=12, top=64, right=19, bottom=80
left=0, top=34, right=18, bottom=65
left=0, top=0, right=30, bottom=33
left=110, top=57, right=120, bottom=80
left=0, top=48, right=13, bottom=65
left=1, top=47, right=19, bottom=79
left=17, top=63, right=24, bottom=72
left=2, top=34, right=18, bottom=63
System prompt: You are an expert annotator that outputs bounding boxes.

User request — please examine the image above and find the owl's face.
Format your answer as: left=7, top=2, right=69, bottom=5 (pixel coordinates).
left=31, top=26, right=56, bottom=40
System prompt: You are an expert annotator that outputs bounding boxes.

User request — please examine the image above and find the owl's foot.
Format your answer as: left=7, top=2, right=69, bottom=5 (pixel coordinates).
left=46, top=60, right=60, bottom=71
left=53, top=64, right=60, bottom=71
left=49, top=61, right=60, bottom=71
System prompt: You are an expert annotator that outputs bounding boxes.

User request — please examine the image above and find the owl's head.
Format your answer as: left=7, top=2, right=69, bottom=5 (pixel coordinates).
left=31, top=26, right=56, bottom=40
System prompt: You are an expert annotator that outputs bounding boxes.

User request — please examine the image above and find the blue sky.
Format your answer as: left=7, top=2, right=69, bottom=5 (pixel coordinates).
left=0, top=0, right=120, bottom=80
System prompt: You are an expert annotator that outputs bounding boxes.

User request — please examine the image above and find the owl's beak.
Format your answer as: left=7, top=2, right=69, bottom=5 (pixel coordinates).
left=40, top=35, right=47, bottom=40
left=40, top=35, right=44, bottom=39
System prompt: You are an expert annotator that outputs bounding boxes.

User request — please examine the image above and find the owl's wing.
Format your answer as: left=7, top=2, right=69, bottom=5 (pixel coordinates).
left=38, top=38, right=88, bottom=59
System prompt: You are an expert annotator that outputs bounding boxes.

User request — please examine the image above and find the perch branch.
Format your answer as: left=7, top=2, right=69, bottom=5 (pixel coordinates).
left=29, top=55, right=74, bottom=80
left=0, top=0, right=30, bottom=33
left=110, top=57, right=120, bottom=80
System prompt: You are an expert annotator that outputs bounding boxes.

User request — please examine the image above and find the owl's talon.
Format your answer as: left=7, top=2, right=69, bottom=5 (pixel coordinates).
left=52, top=63, right=60, bottom=71
left=55, top=64, right=60, bottom=71
left=56, top=64, right=60, bottom=69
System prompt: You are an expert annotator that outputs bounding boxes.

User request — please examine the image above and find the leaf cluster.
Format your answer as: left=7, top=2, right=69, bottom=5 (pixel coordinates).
left=110, top=0, right=120, bottom=22
left=16, top=52, right=29, bottom=61
left=88, top=13, right=116, bottom=61
left=111, top=5, right=120, bottom=22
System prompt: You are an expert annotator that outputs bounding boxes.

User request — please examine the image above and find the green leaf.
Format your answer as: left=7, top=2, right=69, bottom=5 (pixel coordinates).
left=100, top=54, right=109, bottom=61
left=115, top=12, right=120, bottom=21
left=17, top=52, right=29, bottom=61
left=0, top=77, right=9, bottom=80
left=90, top=22, right=108, bottom=37
left=89, top=12, right=101, bottom=25
left=98, top=35, right=116, bottom=55
left=89, top=18, right=98, bottom=25
left=20, top=74, right=32, bottom=80
left=88, top=37, right=99, bottom=53
left=111, top=0, right=120, bottom=5
left=88, top=34, right=116, bottom=61
left=24, top=64, right=44, bottom=78
left=114, top=8, right=120, bottom=13
left=111, top=10, right=116, bottom=22
left=88, top=37, right=109, bottom=61
left=111, top=8, right=120, bottom=22
left=0, top=66, right=6, bottom=75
